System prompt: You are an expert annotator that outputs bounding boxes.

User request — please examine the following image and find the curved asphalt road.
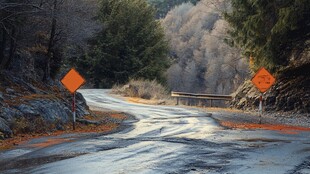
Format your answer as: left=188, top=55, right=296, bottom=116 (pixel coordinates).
left=0, top=89, right=309, bottom=174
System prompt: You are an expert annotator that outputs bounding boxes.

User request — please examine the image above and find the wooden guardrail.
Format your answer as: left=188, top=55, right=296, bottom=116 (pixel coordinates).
left=171, top=91, right=233, bottom=107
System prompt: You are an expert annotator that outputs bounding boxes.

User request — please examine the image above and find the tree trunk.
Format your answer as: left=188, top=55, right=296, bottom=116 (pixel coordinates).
left=0, top=28, right=7, bottom=68
left=44, top=0, right=57, bottom=81
left=1, top=27, right=16, bottom=69
left=7, top=27, right=17, bottom=68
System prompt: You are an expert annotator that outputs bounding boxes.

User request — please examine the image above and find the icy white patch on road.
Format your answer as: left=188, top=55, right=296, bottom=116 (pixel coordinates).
left=80, top=89, right=220, bottom=140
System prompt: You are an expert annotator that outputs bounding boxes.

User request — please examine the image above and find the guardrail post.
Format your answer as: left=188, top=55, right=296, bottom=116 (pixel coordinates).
left=176, top=97, right=179, bottom=105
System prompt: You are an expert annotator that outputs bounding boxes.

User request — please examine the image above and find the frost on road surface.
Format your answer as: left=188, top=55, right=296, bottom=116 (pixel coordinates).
left=1, top=89, right=309, bottom=174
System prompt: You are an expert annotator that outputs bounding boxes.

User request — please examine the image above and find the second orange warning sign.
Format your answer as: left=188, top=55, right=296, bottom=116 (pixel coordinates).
left=251, top=67, right=275, bottom=93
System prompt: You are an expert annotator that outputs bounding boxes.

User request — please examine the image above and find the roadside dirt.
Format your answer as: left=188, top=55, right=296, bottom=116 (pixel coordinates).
left=0, top=110, right=127, bottom=150
left=220, top=121, right=310, bottom=134
left=206, top=107, right=310, bottom=134
left=110, top=93, right=173, bottom=105
left=126, top=97, right=162, bottom=105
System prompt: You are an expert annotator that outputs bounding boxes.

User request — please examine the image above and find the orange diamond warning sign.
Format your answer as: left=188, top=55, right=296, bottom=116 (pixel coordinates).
left=251, top=67, right=275, bottom=93
left=61, top=68, right=86, bottom=93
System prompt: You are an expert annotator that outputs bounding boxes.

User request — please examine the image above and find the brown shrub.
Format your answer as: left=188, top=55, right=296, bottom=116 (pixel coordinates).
left=112, top=79, right=171, bottom=101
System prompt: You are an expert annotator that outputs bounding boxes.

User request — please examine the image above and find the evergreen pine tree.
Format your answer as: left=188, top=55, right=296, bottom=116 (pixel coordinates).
left=80, top=0, right=170, bottom=88
left=224, top=0, right=310, bottom=72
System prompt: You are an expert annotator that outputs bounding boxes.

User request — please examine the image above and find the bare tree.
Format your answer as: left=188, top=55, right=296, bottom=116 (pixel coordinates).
left=162, top=0, right=249, bottom=94
left=0, top=0, right=101, bottom=80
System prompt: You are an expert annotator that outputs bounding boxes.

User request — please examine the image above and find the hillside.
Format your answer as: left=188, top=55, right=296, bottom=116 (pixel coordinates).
left=231, top=52, right=310, bottom=114
left=162, top=1, right=249, bottom=94
left=0, top=0, right=100, bottom=138
left=0, top=67, right=89, bottom=138
left=0, top=0, right=309, bottom=140
left=227, top=0, right=310, bottom=114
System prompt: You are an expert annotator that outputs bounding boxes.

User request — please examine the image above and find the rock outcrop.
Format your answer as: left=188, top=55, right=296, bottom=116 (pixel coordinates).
left=0, top=71, right=89, bottom=138
left=231, top=63, right=310, bottom=114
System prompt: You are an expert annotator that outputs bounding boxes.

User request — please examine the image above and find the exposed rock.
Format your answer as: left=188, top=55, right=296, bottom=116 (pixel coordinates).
left=0, top=118, right=12, bottom=138
left=5, top=88, right=14, bottom=94
left=76, top=92, right=90, bottom=116
left=0, top=71, right=90, bottom=138
left=231, top=63, right=310, bottom=114
left=0, top=107, right=22, bottom=124
left=15, top=104, right=38, bottom=115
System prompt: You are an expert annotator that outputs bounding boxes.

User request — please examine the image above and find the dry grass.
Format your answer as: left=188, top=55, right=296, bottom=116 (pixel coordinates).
left=112, top=79, right=172, bottom=104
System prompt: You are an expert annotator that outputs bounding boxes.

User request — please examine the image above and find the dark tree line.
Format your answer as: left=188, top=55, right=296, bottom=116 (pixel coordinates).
left=225, top=0, right=310, bottom=72
left=1, top=0, right=170, bottom=88
left=0, top=0, right=63, bottom=80
left=77, top=0, right=170, bottom=88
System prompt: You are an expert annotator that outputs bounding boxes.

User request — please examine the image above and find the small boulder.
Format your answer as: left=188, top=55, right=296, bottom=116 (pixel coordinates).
left=15, top=104, right=38, bottom=115
left=6, top=88, right=14, bottom=94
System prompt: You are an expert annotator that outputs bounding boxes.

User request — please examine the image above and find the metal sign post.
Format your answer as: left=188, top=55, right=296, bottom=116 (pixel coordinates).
left=259, top=94, right=263, bottom=124
left=251, top=67, right=276, bottom=124
left=72, top=92, right=76, bottom=130
left=61, top=68, right=86, bottom=130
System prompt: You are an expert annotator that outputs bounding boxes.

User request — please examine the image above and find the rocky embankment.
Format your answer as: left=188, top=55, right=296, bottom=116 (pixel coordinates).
left=0, top=71, right=89, bottom=139
left=231, top=63, right=310, bottom=115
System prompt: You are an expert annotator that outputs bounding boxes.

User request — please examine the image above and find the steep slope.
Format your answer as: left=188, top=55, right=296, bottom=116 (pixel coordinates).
left=231, top=52, right=310, bottom=114
left=0, top=1, right=100, bottom=138
left=0, top=66, right=89, bottom=138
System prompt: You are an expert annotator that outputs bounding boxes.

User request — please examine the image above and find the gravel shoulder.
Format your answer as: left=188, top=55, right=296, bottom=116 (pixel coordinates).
left=199, top=107, right=310, bottom=134
left=203, top=108, right=310, bottom=128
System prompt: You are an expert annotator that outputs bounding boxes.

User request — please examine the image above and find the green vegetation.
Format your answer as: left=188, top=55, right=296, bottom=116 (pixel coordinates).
left=224, top=0, right=310, bottom=72
left=78, top=0, right=170, bottom=88
left=147, top=0, right=200, bottom=18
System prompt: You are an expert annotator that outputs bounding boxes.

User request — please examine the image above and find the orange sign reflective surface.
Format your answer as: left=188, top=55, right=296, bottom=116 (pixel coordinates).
left=251, top=67, right=275, bottom=93
left=61, top=68, right=86, bottom=93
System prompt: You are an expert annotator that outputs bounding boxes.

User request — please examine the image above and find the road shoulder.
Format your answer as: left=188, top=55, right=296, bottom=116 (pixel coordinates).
left=205, top=108, right=310, bottom=134
left=0, top=109, right=136, bottom=151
